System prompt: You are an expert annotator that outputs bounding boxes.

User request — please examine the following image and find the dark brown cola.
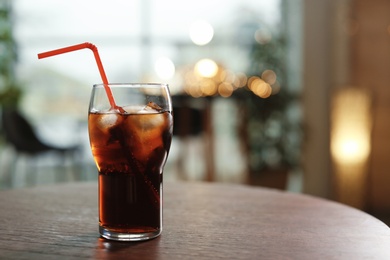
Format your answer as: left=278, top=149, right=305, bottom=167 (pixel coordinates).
left=89, top=109, right=173, bottom=234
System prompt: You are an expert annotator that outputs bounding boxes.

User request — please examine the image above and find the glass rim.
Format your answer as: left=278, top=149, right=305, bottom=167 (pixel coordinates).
left=93, top=83, right=169, bottom=88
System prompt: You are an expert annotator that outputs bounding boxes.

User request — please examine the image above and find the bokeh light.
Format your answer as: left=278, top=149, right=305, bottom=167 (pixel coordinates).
left=236, top=72, right=248, bottom=88
left=195, top=59, right=218, bottom=78
left=180, top=62, right=278, bottom=99
left=200, top=79, right=218, bottom=96
left=249, top=77, right=272, bottom=98
left=261, top=69, right=276, bottom=85
left=154, top=57, right=175, bottom=80
left=189, top=20, right=214, bottom=46
left=254, top=28, right=272, bottom=44
left=218, top=82, right=234, bottom=97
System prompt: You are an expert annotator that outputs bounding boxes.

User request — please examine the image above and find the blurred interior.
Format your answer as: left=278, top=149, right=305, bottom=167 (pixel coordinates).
left=1, top=0, right=390, bottom=224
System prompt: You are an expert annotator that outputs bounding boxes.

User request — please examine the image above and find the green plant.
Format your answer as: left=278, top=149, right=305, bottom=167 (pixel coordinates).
left=0, top=1, right=21, bottom=109
left=233, top=33, right=302, bottom=174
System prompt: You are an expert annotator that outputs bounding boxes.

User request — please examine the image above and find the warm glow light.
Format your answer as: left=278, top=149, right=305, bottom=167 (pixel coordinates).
left=154, top=57, right=175, bottom=80
left=219, top=70, right=232, bottom=82
left=250, top=78, right=272, bottom=98
left=331, top=88, right=372, bottom=164
left=262, top=70, right=277, bottom=85
left=332, top=134, right=370, bottom=164
left=189, top=20, right=214, bottom=46
left=331, top=87, right=372, bottom=209
left=195, top=59, right=218, bottom=78
left=182, top=62, right=247, bottom=98
left=236, top=72, right=247, bottom=88
left=200, top=79, right=217, bottom=96
left=341, top=140, right=359, bottom=154
left=247, top=76, right=260, bottom=89
left=186, top=83, right=202, bottom=98
left=271, top=81, right=281, bottom=94
left=218, top=82, right=233, bottom=97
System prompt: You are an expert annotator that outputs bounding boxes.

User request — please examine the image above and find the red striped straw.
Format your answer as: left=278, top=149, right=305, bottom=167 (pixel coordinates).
left=38, top=42, right=118, bottom=110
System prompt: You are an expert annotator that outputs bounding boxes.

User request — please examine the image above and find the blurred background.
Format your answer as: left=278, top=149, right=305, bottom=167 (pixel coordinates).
left=1, top=0, right=390, bottom=223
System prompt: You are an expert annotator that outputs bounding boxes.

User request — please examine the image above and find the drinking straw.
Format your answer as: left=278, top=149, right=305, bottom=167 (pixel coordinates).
left=38, top=43, right=159, bottom=205
left=38, top=42, right=118, bottom=110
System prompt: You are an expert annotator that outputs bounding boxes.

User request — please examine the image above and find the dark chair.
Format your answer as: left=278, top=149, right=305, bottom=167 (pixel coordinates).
left=1, top=108, right=80, bottom=186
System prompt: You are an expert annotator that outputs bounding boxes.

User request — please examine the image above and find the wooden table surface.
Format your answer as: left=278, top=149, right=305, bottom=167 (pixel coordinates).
left=0, top=181, right=390, bottom=259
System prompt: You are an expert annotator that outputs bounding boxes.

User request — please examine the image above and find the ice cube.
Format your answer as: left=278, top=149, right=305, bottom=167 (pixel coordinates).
left=122, top=103, right=165, bottom=130
left=145, top=101, right=163, bottom=112
left=97, top=113, right=122, bottom=131
left=122, top=102, right=163, bottom=115
left=139, top=113, right=165, bottom=130
left=123, top=112, right=168, bottom=162
left=123, top=105, right=144, bottom=114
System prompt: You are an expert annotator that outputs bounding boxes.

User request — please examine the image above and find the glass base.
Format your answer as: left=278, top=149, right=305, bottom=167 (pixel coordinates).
left=99, top=226, right=161, bottom=241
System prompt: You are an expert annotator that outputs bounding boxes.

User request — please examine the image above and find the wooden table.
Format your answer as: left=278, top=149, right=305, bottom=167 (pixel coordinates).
left=1, top=181, right=390, bottom=259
